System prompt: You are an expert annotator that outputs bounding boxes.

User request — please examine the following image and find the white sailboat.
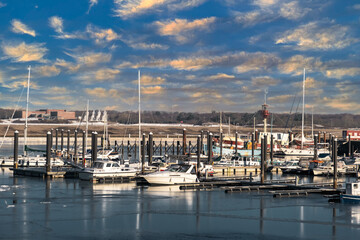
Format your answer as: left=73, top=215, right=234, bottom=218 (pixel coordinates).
left=279, top=69, right=326, bottom=157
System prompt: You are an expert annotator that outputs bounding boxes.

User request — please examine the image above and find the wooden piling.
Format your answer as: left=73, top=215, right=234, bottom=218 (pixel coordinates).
left=260, top=137, right=265, bottom=184
left=188, top=141, right=191, bottom=155
left=13, top=130, right=19, bottom=171
left=67, top=130, right=70, bottom=160
left=251, top=133, right=254, bottom=160
left=200, top=130, right=204, bottom=154
left=55, top=129, right=58, bottom=151
left=159, top=141, right=162, bottom=156
left=197, top=136, right=201, bottom=178
left=220, top=132, right=223, bottom=158
left=207, top=133, right=213, bottom=164
left=235, top=132, right=238, bottom=156
left=333, top=139, right=338, bottom=189
left=61, top=129, right=64, bottom=151
left=91, top=132, right=97, bottom=166
left=270, top=134, right=273, bottom=165
left=348, top=134, right=352, bottom=157
left=82, top=131, right=86, bottom=167
left=46, top=131, right=51, bottom=174
left=323, top=132, right=326, bottom=143
left=182, top=128, right=187, bottom=155
left=142, top=133, right=145, bottom=174
left=177, top=141, right=180, bottom=156
left=314, top=135, right=318, bottom=160
left=74, top=130, right=78, bottom=164
left=149, top=132, right=153, bottom=165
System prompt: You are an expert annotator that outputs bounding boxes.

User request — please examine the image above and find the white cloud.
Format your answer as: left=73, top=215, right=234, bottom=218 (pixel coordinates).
left=48, top=16, right=84, bottom=39
left=127, top=42, right=169, bottom=50
left=279, top=1, right=310, bottom=20
left=11, top=19, right=36, bottom=37
left=276, top=21, right=359, bottom=50
left=86, top=24, right=120, bottom=44
left=77, top=68, right=120, bottom=82
left=251, top=76, right=280, bottom=86
left=66, top=52, right=112, bottom=66
left=155, top=17, right=216, bottom=43
left=253, top=0, right=278, bottom=8
left=0, top=2, right=6, bottom=8
left=325, top=67, right=360, bottom=79
left=1, top=42, right=47, bottom=62
left=133, top=75, right=166, bottom=85
left=354, top=4, right=360, bottom=10
left=113, top=0, right=205, bottom=19
left=35, top=65, right=61, bottom=77
left=87, top=0, right=98, bottom=13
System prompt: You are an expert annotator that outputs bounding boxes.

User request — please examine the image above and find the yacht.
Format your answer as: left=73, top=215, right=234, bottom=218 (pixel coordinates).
left=79, top=160, right=139, bottom=181
left=141, top=164, right=199, bottom=185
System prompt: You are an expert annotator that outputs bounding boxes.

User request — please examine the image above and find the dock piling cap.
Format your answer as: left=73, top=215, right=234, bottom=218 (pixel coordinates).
left=15, top=130, right=19, bottom=133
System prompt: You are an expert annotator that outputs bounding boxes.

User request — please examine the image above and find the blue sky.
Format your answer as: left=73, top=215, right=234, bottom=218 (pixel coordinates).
left=0, top=0, right=359, bottom=114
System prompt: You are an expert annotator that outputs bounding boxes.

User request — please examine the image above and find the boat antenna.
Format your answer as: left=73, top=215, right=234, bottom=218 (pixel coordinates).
left=24, top=65, right=31, bottom=157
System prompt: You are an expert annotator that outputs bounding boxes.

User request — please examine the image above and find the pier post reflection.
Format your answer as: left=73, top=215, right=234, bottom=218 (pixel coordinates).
left=332, top=207, right=336, bottom=239
left=260, top=197, right=264, bottom=235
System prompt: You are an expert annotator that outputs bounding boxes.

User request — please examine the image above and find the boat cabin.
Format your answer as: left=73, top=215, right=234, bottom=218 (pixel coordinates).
left=346, top=182, right=360, bottom=196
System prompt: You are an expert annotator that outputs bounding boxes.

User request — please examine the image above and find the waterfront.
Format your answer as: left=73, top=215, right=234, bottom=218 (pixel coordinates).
left=1, top=167, right=360, bottom=239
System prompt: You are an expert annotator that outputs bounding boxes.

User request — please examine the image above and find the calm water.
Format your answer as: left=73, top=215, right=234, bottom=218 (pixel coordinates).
left=1, top=168, right=360, bottom=240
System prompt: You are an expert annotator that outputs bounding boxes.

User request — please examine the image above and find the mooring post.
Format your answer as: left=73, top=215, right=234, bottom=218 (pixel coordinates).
left=348, top=134, right=352, bottom=157
left=260, top=137, right=265, bottom=184
left=264, top=135, right=267, bottom=170
left=235, top=132, right=238, bottom=156
left=177, top=141, right=180, bottom=156
left=270, top=134, right=273, bottom=165
left=50, top=128, right=53, bottom=150
left=55, top=129, right=58, bottom=151
left=251, top=133, right=255, bottom=160
left=82, top=130, right=86, bottom=167
left=200, top=130, right=204, bottom=154
left=101, top=136, right=104, bottom=149
left=127, top=140, right=130, bottom=158
left=182, top=128, right=187, bottom=155
left=61, top=129, right=64, bottom=152
left=333, top=138, right=338, bottom=189
left=46, top=131, right=51, bottom=175
left=67, top=130, right=70, bottom=160
left=314, top=135, right=318, bottom=160
left=74, top=130, right=78, bottom=164
left=255, top=129, right=258, bottom=143
left=172, top=140, right=175, bottom=156
left=323, top=131, right=327, bottom=143
left=142, top=133, right=146, bottom=174
left=207, top=133, right=213, bottom=164
left=329, top=134, right=333, bottom=157
left=159, top=141, right=162, bottom=156
left=149, top=132, right=153, bottom=165
left=13, top=131, right=19, bottom=171
left=220, top=132, right=223, bottom=158
left=250, top=172, right=253, bottom=183
left=188, top=141, right=191, bottom=156
left=197, top=136, right=201, bottom=178
left=91, top=132, right=98, bottom=167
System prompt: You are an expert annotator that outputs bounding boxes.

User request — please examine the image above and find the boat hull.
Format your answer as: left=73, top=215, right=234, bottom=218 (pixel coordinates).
left=79, top=171, right=137, bottom=181
left=341, top=194, right=360, bottom=203
left=142, top=174, right=199, bottom=185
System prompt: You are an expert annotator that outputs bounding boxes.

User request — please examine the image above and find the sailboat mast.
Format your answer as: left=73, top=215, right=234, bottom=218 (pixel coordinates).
left=24, top=65, right=31, bottom=156
left=138, top=70, right=141, bottom=160
left=301, top=68, right=305, bottom=149
left=311, top=107, right=314, bottom=139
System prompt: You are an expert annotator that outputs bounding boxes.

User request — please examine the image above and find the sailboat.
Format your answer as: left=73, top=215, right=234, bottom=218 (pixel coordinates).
left=278, top=69, right=328, bottom=157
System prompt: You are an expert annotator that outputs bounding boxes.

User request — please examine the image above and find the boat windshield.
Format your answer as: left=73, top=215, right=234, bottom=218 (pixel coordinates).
left=167, top=165, right=191, bottom=172
left=93, top=162, right=104, bottom=168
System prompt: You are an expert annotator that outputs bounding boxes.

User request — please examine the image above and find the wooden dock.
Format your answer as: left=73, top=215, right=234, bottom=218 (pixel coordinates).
left=12, top=167, right=67, bottom=178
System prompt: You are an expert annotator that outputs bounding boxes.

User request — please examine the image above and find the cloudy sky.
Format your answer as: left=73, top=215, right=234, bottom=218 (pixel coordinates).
left=0, top=0, right=359, bottom=114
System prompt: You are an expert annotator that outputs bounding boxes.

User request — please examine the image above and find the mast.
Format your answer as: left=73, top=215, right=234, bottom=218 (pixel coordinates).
left=85, top=100, right=89, bottom=152
left=228, top=117, right=230, bottom=136
left=138, top=70, right=141, bottom=161
left=24, top=65, right=31, bottom=156
left=301, top=68, right=305, bottom=149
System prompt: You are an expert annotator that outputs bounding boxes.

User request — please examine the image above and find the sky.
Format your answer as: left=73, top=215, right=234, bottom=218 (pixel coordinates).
left=0, top=0, right=359, bottom=115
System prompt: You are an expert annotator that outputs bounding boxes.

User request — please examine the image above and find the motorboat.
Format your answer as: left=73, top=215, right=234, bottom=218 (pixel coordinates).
left=82, top=148, right=120, bottom=161
left=276, top=147, right=329, bottom=157
left=312, top=160, right=347, bottom=176
left=141, top=164, right=199, bottom=185
left=79, top=160, right=139, bottom=181
left=341, top=182, right=360, bottom=203
left=280, top=160, right=301, bottom=174
left=214, top=155, right=260, bottom=167
left=0, top=156, right=16, bottom=167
